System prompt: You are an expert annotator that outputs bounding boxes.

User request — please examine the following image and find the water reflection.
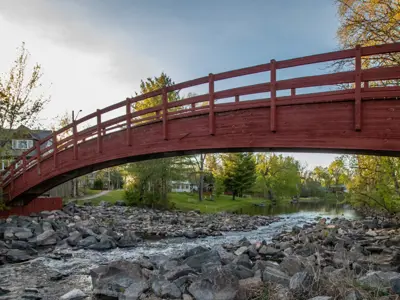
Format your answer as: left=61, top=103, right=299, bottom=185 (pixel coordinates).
left=236, top=200, right=359, bottom=219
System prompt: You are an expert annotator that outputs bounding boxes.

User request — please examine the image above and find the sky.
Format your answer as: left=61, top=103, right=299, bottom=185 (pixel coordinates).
left=0, top=0, right=341, bottom=169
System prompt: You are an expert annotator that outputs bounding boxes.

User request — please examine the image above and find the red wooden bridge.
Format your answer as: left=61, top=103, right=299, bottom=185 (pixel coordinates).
left=2, top=43, right=400, bottom=205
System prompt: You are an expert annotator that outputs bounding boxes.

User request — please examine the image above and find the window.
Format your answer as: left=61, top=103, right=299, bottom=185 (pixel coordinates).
left=12, top=139, right=34, bottom=150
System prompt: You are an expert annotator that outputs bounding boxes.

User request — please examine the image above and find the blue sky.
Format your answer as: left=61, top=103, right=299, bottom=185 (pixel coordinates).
left=0, top=0, right=340, bottom=169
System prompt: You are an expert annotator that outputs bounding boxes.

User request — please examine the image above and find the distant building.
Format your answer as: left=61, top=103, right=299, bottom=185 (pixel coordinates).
left=171, top=180, right=194, bottom=193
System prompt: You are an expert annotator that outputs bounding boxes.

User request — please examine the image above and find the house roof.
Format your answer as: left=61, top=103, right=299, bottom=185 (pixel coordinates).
left=0, top=125, right=52, bottom=141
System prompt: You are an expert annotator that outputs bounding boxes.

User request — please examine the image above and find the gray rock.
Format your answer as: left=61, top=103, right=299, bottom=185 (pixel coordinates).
left=15, top=228, right=34, bottom=240
left=391, top=277, right=400, bottom=295
left=89, top=235, right=117, bottom=250
left=358, top=271, right=400, bottom=291
left=188, top=266, right=238, bottom=300
left=214, top=245, right=235, bottom=265
left=344, top=290, right=363, bottom=300
left=226, top=264, right=254, bottom=279
left=236, top=276, right=263, bottom=300
left=164, top=264, right=196, bottom=281
left=115, top=200, right=126, bottom=206
left=182, top=294, right=193, bottom=300
left=247, top=245, right=258, bottom=258
left=234, top=254, right=252, bottom=269
left=184, top=250, right=220, bottom=272
left=90, top=260, right=147, bottom=299
left=152, top=277, right=181, bottom=299
left=4, top=227, right=33, bottom=240
left=184, top=246, right=209, bottom=258
left=77, top=236, right=98, bottom=248
left=66, top=231, right=82, bottom=246
left=36, top=230, right=59, bottom=246
left=0, top=287, right=11, bottom=296
left=6, top=249, right=32, bottom=263
left=184, top=231, right=198, bottom=239
left=308, top=297, right=332, bottom=300
left=280, top=256, right=303, bottom=276
left=262, top=267, right=290, bottom=286
left=118, top=231, right=141, bottom=248
left=99, top=201, right=110, bottom=207
left=60, top=289, right=86, bottom=300
left=234, top=246, right=248, bottom=256
left=289, top=272, right=313, bottom=293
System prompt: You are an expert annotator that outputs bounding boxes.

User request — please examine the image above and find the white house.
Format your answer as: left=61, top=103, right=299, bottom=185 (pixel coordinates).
left=171, top=180, right=194, bottom=193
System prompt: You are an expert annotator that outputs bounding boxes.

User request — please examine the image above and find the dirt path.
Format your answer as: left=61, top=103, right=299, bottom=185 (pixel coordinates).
left=77, top=190, right=110, bottom=201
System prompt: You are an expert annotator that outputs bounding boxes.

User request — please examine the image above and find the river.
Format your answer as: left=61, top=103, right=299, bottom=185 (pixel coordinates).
left=0, top=202, right=359, bottom=299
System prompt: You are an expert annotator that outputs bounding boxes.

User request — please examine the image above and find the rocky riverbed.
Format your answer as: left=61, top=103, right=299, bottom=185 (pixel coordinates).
left=1, top=204, right=400, bottom=299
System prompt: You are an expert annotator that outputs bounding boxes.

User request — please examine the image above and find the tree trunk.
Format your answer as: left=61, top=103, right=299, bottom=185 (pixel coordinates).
left=198, top=154, right=206, bottom=202
left=232, top=191, right=236, bottom=201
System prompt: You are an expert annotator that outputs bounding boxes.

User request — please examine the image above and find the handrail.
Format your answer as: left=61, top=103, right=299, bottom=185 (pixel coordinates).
left=2, top=42, right=400, bottom=193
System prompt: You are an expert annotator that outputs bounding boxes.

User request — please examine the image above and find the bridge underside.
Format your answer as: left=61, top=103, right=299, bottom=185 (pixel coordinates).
left=6, top=98, right=400, bottom=205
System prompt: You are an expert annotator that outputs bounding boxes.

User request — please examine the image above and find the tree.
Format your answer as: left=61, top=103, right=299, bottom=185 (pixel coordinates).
left=0, top=43, right=49, bottom=207
left=254, top=154, right=301, bottom=202
left=221, top=153, right=256, bottom=200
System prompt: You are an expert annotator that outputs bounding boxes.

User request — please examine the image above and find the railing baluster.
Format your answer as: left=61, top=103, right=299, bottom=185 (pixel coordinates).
left=22, top=155, right=27, bottom=183
left=209, top=73, right=215, bottom=135
left=36, top=140, right=41, bottom=175
left=162, top=87, right=168, bottom=140
left=53, top=133, right=58, bottom=168
left=126, top=99, right=132, bottom=146
left=73, top=121, right=78, bottom=159
left=235, top=95, right=239, bottom=103
left=364, top=81, right=369, bottom=88
left=191, top=103, right=195, bottom=112
left=97, top=109, right=102, bottom=153
left=10, top=164, right=14, bottom=195
left=270, top=59, right=277, bottom=132
left=291, top=88, right=296, bottom=97
left=355, top=45, right=362, bottom=131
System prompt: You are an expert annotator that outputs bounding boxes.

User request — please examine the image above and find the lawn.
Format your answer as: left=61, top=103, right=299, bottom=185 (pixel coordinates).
left=169, top=192, right=267, bottom=213
left=77, top=189, right=125, bottom=206
left=82, top=189, right=103, bottom=196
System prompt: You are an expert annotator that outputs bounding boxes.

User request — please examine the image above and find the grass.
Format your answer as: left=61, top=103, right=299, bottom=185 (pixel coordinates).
left=169, top=192, right=267, bottom=213
left=82, top=189, right=103, bottom=196
left=77, top=189, right=125, bottom=206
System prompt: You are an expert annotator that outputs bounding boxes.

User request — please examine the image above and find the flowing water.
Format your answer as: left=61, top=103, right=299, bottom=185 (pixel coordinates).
left=0, top=202, right=360, bottom=299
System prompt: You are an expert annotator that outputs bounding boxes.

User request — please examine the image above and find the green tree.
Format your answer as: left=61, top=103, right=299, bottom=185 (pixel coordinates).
left=0, top=42, right=50, bottom=208
left=221, top=153, right=256, bottom=200
left=254, top=154, right=301, bottom=202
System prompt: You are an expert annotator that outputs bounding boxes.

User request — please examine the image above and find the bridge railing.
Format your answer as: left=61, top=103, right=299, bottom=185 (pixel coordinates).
left=2, top=43, right=400, bottom=197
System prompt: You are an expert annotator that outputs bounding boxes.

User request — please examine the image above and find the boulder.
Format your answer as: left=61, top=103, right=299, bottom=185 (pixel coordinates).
left=60, top=289, right=86, bottom=300
left=117, top=231, right=141, bottom=248
left=66, top=231, right=82, bottom=246
left=344, top=290, right=363, bottom=300
left=280, top=256, right=303, bottom=276
left=358, top=271, right=400, bottom=291
left=188, top=266, right=239, bottom=300
left=262, top=267, right=290, bottom=286
left=289, top=272, right=313, bottom=294
left=88, top=234, right=117, bottom=250
left=4, top=227, right=33, bottom=240
left=90, top=260, right=148, bottom=299
left=236, top=276, right=263, bottom=300
left=36, top=230, right=59, bottom=246
left=151, top=277, right=181, bottom=299
left=6, top=249, right=32, bottom=263
left=164, top=264, right=196, bottom=281
left=234, top=246, right=248, bottom=256
left=184, top=246, right=209, bottom=258
left=226, top=264, right=254, bottom=279
left=183, top=250, right=221, bottom=272
left=77, top=236, right=98, bottom=248
left=234, top=254, right=252, bottom=269
left=115, top=200, right=126, bottom=206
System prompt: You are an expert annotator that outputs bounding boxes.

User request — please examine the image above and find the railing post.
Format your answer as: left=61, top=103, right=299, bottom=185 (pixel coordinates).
left=162, top=87, right=168, bottom=140
left=291, top=88, right=296, bottom=97
left=97, top=109, right=102, bottom=153
left=270, top=59, right=277, bottom=132
left=355, top=45, right=362, bottom=131
left=36, top=140, right=41, bottom=175
left=22, top=154, right=27, bottom=183
left=235, top=95, right=239, bottom=103
left=126, top=99, right=132, bottom=146
left=73, top=121, right=78, bottom=160
left=364, top=81, right=369, bottom=88
left=52, top=132, right=58, bottom=168
left=209, top=73, right=215, bottom=135
left=10, top=164, right=14, bottom=194
left=191, top=103, right=195, bottom=112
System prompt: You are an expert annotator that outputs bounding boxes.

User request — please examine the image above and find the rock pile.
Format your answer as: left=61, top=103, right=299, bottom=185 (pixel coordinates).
left=0, top=203, right=278, bottom=264
left=87, top=217, right=400, bottom=299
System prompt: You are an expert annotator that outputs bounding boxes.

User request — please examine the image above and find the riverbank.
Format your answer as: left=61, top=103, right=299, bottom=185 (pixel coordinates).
left=1, top=208, right=399, bottom=299
left=0, top=203, right=279, bottom=265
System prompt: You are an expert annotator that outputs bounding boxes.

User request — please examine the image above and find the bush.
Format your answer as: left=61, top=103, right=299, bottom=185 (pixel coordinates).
left=93, top=178, right=104, bottom=190
left=125, top=183, right=168, bottom=209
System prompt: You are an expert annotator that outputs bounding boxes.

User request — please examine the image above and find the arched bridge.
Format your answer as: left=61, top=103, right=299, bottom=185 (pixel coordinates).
left=2, top=43, right=400, bottom=205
